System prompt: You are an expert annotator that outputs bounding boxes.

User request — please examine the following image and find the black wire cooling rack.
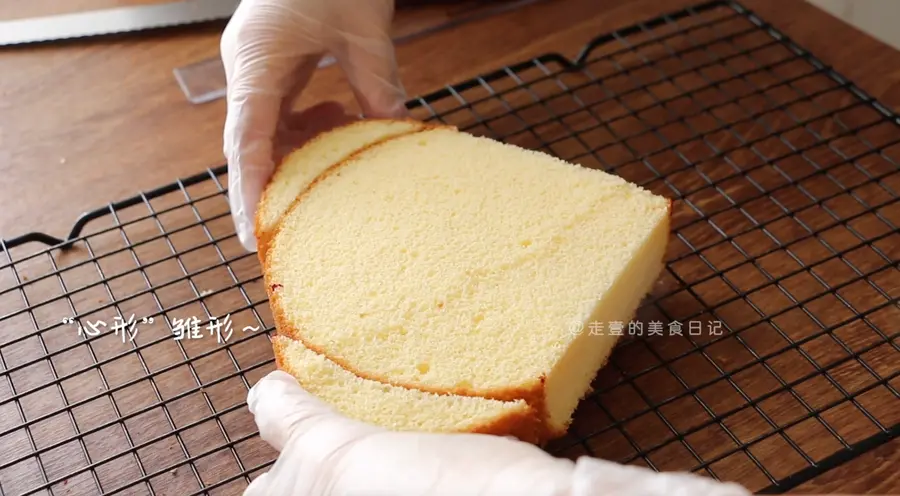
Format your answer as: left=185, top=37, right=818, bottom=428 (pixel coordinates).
left=1, top=1, right=898, bottom=494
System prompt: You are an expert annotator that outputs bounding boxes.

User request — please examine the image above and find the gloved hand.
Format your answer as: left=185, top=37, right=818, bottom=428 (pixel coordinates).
left=245, top=370, right=753, bottom=496
left=220, top=0, right=408, bottom=252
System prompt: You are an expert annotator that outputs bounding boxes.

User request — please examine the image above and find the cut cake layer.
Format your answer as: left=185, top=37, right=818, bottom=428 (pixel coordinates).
left=265, top=126, right=672, bottom=437
left=259, top=120, right=549, bottom=442
left=254, top=118, right=429, bottom=262
left=272, top=335, right=543, bottom=442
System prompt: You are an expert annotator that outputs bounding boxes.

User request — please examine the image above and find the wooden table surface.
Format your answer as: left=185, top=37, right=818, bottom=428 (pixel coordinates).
left=1, top=0, right=898, bottom=494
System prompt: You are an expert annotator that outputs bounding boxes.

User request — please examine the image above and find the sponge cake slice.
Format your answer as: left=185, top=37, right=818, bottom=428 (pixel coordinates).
left=272, top=335, right=543, bottom=442
left=264, top=126, right=671, bottom=437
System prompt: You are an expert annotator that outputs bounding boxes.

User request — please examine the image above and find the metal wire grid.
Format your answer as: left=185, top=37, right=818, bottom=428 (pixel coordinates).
left=0, top=0, right=898, bottom=494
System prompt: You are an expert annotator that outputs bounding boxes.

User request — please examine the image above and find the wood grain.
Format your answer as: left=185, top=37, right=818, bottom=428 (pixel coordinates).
left=0, top=0, right=898, bottom=495
left=794, top=438, right=900, bottom=494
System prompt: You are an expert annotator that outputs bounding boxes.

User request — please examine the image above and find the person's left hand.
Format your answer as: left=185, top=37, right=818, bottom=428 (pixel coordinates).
left=244, top=370, right=753, bottom=496
left=220, top=0, right=407, bottom=253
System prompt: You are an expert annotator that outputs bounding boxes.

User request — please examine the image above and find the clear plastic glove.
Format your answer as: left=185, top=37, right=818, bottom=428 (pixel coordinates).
left=220, top=0, right=408, bottom=252
left=245, top=370, right=753, bottom=496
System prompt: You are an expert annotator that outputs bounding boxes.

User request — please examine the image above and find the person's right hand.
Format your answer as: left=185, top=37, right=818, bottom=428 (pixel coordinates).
left=220, top=0, right=408, bottom=252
